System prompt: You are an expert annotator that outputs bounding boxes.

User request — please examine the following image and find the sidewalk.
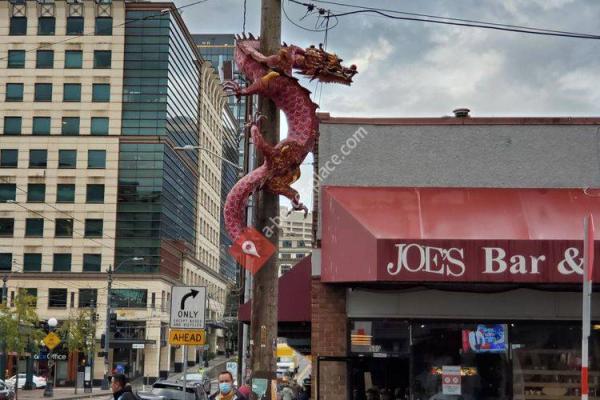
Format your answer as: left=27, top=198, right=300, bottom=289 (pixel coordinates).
left=15, top=387, right=112, bottom=400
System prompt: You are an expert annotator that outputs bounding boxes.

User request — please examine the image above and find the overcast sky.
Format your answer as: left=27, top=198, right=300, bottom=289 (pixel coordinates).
left=175, top=0, right=600, bottom=208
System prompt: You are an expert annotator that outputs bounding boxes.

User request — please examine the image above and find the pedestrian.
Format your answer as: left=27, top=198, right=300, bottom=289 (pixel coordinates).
left=209, top=371, right=246, bottom=400
left=111, top=374, right=137, bottom=400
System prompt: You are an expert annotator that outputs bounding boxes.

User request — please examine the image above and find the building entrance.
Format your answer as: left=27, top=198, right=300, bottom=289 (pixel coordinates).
left=350, top=356, right=410, bottom=399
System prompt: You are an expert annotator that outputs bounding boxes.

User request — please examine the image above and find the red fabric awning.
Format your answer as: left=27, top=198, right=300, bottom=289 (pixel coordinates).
left=322, top=187, right=600, bottom=283
left=238, top=256, right=311, bottom=323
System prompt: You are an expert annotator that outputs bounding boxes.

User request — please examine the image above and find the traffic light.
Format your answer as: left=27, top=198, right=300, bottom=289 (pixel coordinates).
left=109, top=313, right=117, bottom=330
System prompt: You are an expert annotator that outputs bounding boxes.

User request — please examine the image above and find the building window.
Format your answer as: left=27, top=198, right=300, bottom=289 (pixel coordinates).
left=282, top=240, right=293, bottom=248
left=32, top=117, right=51, bottom=135
left=91, top=117, right=109, bottom=135
left=29, top=149, right=47, bottom=168
left=297, top=240, right=306, bottom=247
left=84, top=219, right=103, bottom=237
left=0, top=254, right=12, bottom=272
left=63, top=84, right=81, bottom=102
left=58, top=149, right=77, bottom=168
left=281, top=253, right=291, bottom=259
left=4, top=117, right=22, bottom=135
left=55, top=219, right=74, bottom=238
left=83, top=254, right=101, bottom=272
left=110, top=289, right=147, bottom=308
left=21, top=288, right=37, bottom=306
left=6, top=83, right=24, bottom=102
left=86, top=184, right=104, bottom=203
left=7, top=50, right=25, bottom=68
left=0, top=150, right=18, bottom=168
left=36, top=50, right=54, bottom=68
left=93, top=51, right=112, bottom=68
left=27, top=184, right=46, bottom=203
left=70, top=292, right=75, bottom=308
left=48, top=289, right=67, bottom=308
left=0, top=184, right=16, bottom=203
left=38, top=17, right=56, bottom=36
left=25, top=218, right=44, bottom=237
left=88, top=150, right=106, bottom=169
left=66, top=17, right=84, bottom=35
left=92, top=84, right=110, bottom=102
left=34, top=83, right=52, bottom=101
left=53, top=254, right=71, bottom=272
left=296, top=253, right=305, bottom=259
left=23, top=253, right=42, bottom=272
left=56, top=184, right=75, bottom=203
left=64, top=50, right=83, bottom=69
left=61, top=117, right=80, bottom=135
left=0, top=219, right=14, bottom=237
left=79, top=289, right=98, bottom=308
left=95, top=17, right=113, bottom=35
left=9, top=17, right=27, bottom=35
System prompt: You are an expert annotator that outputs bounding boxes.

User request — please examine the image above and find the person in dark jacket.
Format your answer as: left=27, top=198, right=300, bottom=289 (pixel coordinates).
left=112, top=374, right=137, bottom=400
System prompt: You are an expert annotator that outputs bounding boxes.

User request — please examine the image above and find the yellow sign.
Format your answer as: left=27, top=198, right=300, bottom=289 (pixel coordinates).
left=168, top=329, right=206, bottom=345
left=43, top=332, right=61, bottom=350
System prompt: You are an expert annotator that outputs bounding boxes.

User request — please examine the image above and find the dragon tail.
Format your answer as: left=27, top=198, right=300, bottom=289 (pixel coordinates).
left=223, top=164, right=269, bottom=242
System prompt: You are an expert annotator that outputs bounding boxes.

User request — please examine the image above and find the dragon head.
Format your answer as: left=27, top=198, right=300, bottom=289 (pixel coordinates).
left=295, top=43, right=358, bottom=85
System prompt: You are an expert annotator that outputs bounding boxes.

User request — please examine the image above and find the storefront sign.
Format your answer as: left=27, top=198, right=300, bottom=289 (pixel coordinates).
left=34, top=353, right=67, bottom=361
left=442, top=366, right=461, bottom=395
left=132, top=343, right=145, bottom=349
left=382, top=240, right=600, bottom=283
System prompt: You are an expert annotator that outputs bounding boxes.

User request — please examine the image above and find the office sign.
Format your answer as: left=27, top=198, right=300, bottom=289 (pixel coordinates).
left=170, top=286, right=207, bottom=329
left=168, top=329, right=206, bottom=345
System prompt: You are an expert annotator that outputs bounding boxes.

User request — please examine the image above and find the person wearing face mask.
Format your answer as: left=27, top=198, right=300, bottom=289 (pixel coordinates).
left=209, top=371, right=247, bottom=400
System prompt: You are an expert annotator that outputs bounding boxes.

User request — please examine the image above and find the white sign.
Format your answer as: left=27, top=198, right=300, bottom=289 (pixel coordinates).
left=226, top=362, right=238, bottom=378
left=442, top=366, right=461, bottom=395
left=132, top=343, right=145, bottom=349
left=170, top=286, right=207, bottom=329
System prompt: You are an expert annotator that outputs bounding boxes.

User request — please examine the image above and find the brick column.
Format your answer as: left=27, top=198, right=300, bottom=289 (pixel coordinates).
left=311, top=278, right=347, bottom=400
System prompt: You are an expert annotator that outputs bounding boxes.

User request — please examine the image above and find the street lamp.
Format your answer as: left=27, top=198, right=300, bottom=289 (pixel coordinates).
left=174, top=145, right=243, bottom=171
left=101, top=257, right=143, bottom=390
left=42, top=318, right=58, bottom=398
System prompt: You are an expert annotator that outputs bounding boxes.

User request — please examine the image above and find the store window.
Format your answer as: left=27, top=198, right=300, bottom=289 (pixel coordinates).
left=48, top=289, right=67, bottom=308
left=63, top=84, right=81, bottom=102
left=94, top=51, right=112, bottom=68
left=38, top=17, right=56, bottom=35
left=58, top=150, right=77, bottom=168
left=56, top=184, right=75, bottom=203
left=29, top=150, right=47, bottom=168
left=55, top=218, right=74, bottom=238
left=0, top=219, right=14, bottom=237
left=4, top=117, right=22, bottom=135
left=9, top=17, right=27, bottom=35
left=25, top=218, right=44, bottom=237
left=111, top=289, right=147, bottom=308
left=92, top=84, right=110, bottom=102
left=79, top=289, right=98, bottom=308
left=88, top=150, right=106, bottom=168
left=7, top=50, right=25, bottom=68
left=23, top=253, right=42, bottom=272
left=62, top=117, right=80, bottom=135
left=0, top=150, right=18, bottom=168
left=64, top=50, right=83, bottom=69
left=66, top=17, right=84, bottom=35
left=0, top=254, right=12, bottom=272
left=91, top=117, right=109, bottom=135
left=6, top=83, right=24, bottom=102
left=33, top=117, right=51, bottom=135
left=27, top=184, right=46, bottom=203
left=86, top=184, right=104, bottom=203
left=34, top=83, right=52, bottom=101
left=53, top=254, right=71, bottom=272
left=36, top=50, right=54, bottom=68
left=95, top=17, right=113, bottom=35
left=0, top=184, right=16, bottom=202
left=84, top=219, right=103, bottom=237
left=83, top=254, right=101, bottom=272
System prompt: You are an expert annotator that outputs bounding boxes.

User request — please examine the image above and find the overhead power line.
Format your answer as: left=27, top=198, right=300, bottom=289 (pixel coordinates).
left=288, top=0, right=600, bottom=40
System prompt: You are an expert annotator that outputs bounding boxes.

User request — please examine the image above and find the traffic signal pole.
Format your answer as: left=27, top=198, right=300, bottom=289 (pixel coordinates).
left=101, top=265, right=113, bottom=390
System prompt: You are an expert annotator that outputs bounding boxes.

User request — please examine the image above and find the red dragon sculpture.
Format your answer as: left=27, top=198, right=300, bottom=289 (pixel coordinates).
left=222, top=34, right=357, bottom=242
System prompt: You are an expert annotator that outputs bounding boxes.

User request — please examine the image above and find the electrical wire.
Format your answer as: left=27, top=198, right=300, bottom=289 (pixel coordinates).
left=288, top=0, right=600, bottom=40
left=283, top=0, right=339, bottom=32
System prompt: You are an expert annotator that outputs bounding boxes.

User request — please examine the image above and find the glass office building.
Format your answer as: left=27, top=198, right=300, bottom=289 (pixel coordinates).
left=117, top=10, right=200, bottom=277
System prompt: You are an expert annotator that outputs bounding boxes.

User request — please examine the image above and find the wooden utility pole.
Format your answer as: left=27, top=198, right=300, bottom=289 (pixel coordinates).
left=250, top=0, right=281, bottom=392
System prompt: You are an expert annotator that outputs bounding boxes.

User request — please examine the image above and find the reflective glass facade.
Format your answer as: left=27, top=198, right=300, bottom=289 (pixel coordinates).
left=117, top=10, right=200, bottom=276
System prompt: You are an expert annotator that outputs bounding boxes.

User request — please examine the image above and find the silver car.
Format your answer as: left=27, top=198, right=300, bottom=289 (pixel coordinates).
left=137, top=379, right=210, bottom=400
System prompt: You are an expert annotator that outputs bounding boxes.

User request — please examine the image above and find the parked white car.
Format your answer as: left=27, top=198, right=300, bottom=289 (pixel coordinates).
left=5, top=375, right=47, bottom=389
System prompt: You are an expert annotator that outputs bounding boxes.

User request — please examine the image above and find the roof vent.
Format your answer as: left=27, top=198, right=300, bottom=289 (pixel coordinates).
left=453, top=108, right=470, bottom=118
